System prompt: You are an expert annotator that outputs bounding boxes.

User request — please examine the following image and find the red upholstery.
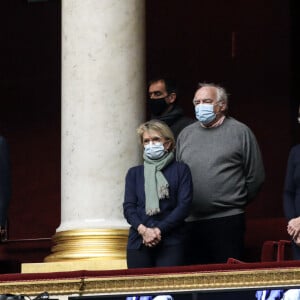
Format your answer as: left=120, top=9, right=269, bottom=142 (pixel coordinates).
left=226, top=258, right=244, bottom=264
left=278, top=240, right=293, bottom=261
left=2, top=261, right=300, bottom=282
left=261, top=241, right=279, bottom=262
left=244, top=217, right=290, bottom=262
left=261, top=239, right=292, bottom=262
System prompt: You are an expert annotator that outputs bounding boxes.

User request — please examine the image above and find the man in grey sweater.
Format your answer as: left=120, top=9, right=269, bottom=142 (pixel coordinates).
left=176, top=83, right=265, bottom=264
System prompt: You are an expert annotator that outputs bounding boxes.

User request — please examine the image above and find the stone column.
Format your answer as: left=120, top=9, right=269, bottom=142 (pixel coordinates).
left=45, top=0, right=145, bottom=269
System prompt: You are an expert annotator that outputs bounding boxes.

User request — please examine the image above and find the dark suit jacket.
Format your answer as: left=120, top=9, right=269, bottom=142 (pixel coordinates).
left=284, top=144, right=300, bottom=220
left=0, top=136, right=11, bottom=227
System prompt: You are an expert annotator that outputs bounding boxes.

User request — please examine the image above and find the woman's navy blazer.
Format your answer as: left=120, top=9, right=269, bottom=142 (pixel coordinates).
left=123, top=160, right=193, bottom=249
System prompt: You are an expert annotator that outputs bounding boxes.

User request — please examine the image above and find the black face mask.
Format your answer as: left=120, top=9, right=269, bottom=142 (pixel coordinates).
left=147, top=97, right=168, bottom=116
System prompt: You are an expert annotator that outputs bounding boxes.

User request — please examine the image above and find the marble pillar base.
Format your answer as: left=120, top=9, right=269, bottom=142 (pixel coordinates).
left=21, top=257, right=127, bottom=273
left=44, top=228, right=128, bottom=262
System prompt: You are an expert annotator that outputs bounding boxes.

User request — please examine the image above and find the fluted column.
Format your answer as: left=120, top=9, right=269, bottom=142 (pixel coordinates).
left=45, top=0, right=145, bottom=268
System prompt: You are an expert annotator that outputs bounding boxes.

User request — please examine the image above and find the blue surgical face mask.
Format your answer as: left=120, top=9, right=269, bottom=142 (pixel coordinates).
left=195, top=103, right=216, bottom=125
left=144, top=142, right=166, bottom=160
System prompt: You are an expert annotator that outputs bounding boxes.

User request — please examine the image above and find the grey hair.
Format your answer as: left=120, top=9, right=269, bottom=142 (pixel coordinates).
left=197, top=82, right=229, bottom=107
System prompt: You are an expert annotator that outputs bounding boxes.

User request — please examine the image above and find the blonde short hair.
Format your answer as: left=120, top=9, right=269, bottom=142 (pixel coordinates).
left=137, top=120, right=175, bottom=151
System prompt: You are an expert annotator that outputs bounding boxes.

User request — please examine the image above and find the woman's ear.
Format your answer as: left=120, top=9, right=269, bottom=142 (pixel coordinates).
left=164, top=140, right=172, bottom=152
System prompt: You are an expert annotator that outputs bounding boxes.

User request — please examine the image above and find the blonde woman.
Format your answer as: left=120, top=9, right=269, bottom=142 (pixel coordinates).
left=123, top=120, right=192, bottom=268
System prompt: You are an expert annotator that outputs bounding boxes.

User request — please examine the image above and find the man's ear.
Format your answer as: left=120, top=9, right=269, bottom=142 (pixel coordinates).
left=167, top=93, right=176, bottom=104
left=219, top=101, right=226, bottom=111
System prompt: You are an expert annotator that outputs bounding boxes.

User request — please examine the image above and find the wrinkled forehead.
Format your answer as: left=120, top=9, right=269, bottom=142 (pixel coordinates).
left=194, top=86, right=218, bottom=101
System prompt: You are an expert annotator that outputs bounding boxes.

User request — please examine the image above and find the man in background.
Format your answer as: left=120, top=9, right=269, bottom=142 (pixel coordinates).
left=148, top=77, right=195, bottom=139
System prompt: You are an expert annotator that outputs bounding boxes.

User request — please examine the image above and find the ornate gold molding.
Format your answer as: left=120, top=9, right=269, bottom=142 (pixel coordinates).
left=0, top=279, right=81, bottom=296
left=82, top=268, right=300, bottom=294
left=1, top=267, right=300, bottom=296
